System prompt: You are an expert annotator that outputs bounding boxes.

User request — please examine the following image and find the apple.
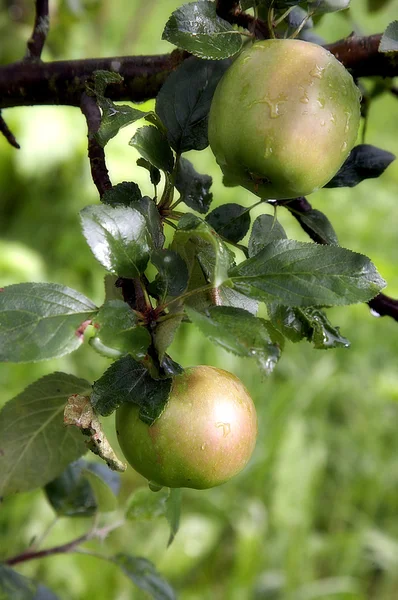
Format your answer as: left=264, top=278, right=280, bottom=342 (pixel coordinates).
left=115, top=365, right=257, bottom=489
left=208, top=38, right=361, bottom=199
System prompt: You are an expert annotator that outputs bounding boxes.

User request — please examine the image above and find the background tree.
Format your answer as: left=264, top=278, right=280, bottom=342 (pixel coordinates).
left=0, top=1, right=397, bottom=599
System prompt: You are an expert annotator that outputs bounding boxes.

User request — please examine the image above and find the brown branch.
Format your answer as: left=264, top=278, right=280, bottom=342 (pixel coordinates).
left=216, top=0, right=272, bottom=39
left=25, top=0, right=50, bottom=61
left=0, top=51, right=187, bottom=110
left=0, top=111, right=20, bottom=149
left=278, top=196, right=398, bottom=322
left=5, top=533, right=88, bottom=566
left=325, top=34, right=396, bottom=78
left=80, top=92, right=112, bottom=198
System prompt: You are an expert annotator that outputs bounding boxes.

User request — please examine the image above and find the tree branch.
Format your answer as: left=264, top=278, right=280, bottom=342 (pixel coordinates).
left=25, top=0, right=50, bottom=61
left=0, top=51, right=187, bottom=110
left=0, top=32, right=395, bottom=110
left=0, top=111, right=20, bottom=149
left=216, top=0, right=272, bottom=39
left=325, top=33, right=396, bottom=78
left=278, top=196, right=398, bottom=322
left=80, top=92, right=112, bottom=197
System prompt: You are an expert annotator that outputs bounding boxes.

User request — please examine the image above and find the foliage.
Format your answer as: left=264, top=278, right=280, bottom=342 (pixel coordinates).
left=0, top=0, right=397, bottom=598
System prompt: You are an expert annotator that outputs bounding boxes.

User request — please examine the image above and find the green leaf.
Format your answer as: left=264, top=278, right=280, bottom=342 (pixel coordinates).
left=162, top=1, right=242, bottom=60
left=126, top=486, right=170, bottom=521
left=0, top=373, right=90, bottom=497
left=268, top=304, right=350, bottom=349
left=206, top=203, right=251, bottom=243
left=137, top=158, right=162, bottom=186
left=248, top=214, right=287, bottom=257
left=82, top=464, right=119, bottom=513
left=113, top=554, right=176, bottom=600
left=93, top=300, right=151, bottom=360
left=153, top=313, right=184, bottom=360
left=102, top=188, right=165, bottom=249
left=156, top=56, right=230, bottom=153
left=230, top=240, right=385, bottom=306
left=150, top=250, right=189, bottom=299
left=0, top=565, right=59, bottom=600
left=129, top=126, right=174, bottom=173
left=165, top=487, right=181, bottom=547
left=325, top=145, right=396, bottom=188
left=91, top=355, right=172, bottom=425
left=91, top=72, right=155, bottom=147
left=44, top=458, right=120, bottom=517
left=80, top=204, right=152, bottom=278
left=174, top=214, right=232, bottom=287
left=217, top=286, right=259, bottom=315
left=0, top=283, right=97, bottom=363
left=186, top=305, right=281, bottom=374
left=102, top=181, right=142, bottom=206
left=292, top=208, right=339, bottom=246
left=175, top=157, right=213, bottom=214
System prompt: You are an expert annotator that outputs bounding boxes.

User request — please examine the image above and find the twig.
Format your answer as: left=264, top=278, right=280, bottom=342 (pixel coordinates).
left=80, top=92, right=112, bottom=197
left=4, top=519, right=125, bottom=567
left=0, top=111, right=20, bottom=149
left=278, top=196, right=398, bottom=322
left=25, top=0, right=50, bottom=61
left=216, top=0, right=272, bottom=39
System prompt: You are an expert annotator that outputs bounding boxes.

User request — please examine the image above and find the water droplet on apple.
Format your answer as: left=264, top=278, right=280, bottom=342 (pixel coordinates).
left=310, top=64, right=325, bottom=79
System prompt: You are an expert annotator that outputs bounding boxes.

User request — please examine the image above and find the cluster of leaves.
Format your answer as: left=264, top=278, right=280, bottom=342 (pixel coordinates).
left=0, top=1, right=396, bottom=598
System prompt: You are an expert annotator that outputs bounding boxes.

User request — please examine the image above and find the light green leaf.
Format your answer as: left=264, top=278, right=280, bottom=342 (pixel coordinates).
left=80, top=204, right=151, bottom=278
left=0, top=283, right=97, bottom=362
left=113, top=554, right=176, bottom=600
left=0, top=373, right=90, bottom=497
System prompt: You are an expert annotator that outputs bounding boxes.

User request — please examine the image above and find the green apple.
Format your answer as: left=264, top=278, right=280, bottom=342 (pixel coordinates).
left=116, top=365, right=257, bottom=489
left=208, top=39, right=361, bottom=199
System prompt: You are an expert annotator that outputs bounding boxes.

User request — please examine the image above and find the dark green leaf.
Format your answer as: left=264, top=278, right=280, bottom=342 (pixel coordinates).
left=248, top=214, right=287, bottom=257
left=268, top=304, right=350, bottom=349
left=186, top=305, right=281, bottom=374
left=162, top=1, right=242, bottom=59
left=102, top=182, right=142, bottom=207
left=0, top=283, right=97, bottom=362
left=206, top=203, right=251, bottom=243
left=114, top=554, right=176, bottom=600
left=91, top=355, right=172, bottom=425
left=44, top=458, right=120, bottom=517
left=166, top=487, right=181, bottom=546
left=230, top=240, right=385, bottom=306
left=92, top=70, right=123, bottom=97
left=0, top=373, right=89, bottom=497
left=96, top=99, right=152, bottom=147
left=294, top=209, right=338, bottom=245
left=325, top=144, right=396, bottom=188
left=175, top=157, right=213, bottom=214
left=45, top=459, right=98, bottom=517
left=0, top=566, right=59, bottom=600
left=153, top=314, right=184, bottom=360
left=137, top=158, right=162, bottom=186
left=150, top=249, right=189, bottom=298
left=175, top=213, right=232, bottom=287
left=129, top=126, right=174, bottom=173
left=93, top=300, right=151, bottom=359
left=156, top=56, right=230, bottom=153
left=80, top=204, right=151, bottom=278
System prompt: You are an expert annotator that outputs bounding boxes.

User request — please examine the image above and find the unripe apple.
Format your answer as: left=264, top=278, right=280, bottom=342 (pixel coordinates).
left=115, top=366, right=257, bottom=489
left=208, top=39, right=361, bottom=199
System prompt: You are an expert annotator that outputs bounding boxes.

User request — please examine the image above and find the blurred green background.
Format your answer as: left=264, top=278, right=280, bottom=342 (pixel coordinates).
left=1, top=1, right=398, bottom=598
